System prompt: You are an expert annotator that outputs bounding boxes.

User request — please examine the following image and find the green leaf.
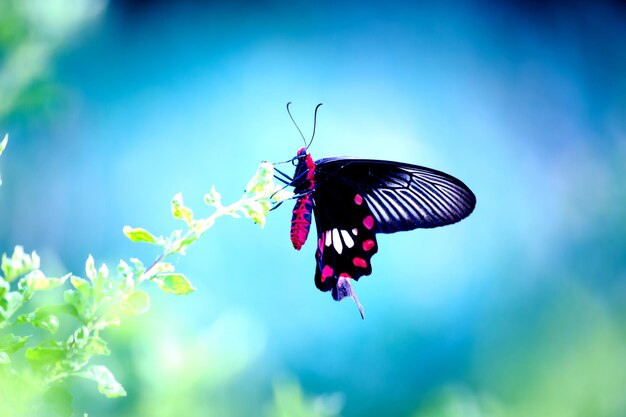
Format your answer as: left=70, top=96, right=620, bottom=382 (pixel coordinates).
left=85, top=255, right=96, bottom=281
left=64, top=289, right=91, bottom=323
left=70, top=275, right=91, bottom=297
left=68, top=326, right=89, bottom=348
left=0, top=334, right=30, bottom=354
left=122, top=226, right=159, bottom=244
left=92, top=262, right=109, bottom=300
left=153, top=273, right=195, bottom=295
left=117, top=260, right=135, bottom=292
left=240, top=199, right=271, bottom=227
left=25, top=340, right=66, bottom=370
left=193, top=217, right=215, bottom=235
left=0, top=277, right=8, bottom=299
left=169, top=233, right=197, bottom=256
left=245, top=161, right=274, bottom=194
left=119, top=290, right=150, bottom=315
left=84, top=335, right=110, bottom=357
left=171, top=192, right=193, bottom=224
left=1, top=246, right=40, bottom=283
left=0, top=291, right=25, bottom=320
left=94, top=312, right=121, bottom=331
left=18, top=271, right=70, bottom=294
left=203, top=185, right=222, bottom=206
left=246, top=162, right=294, bottom=202
left=129, top=258, right=145, bottom=274
left=77, top=365, right=127, bottom=398
left=17, top=306, right=61, bottom=333
left=97, top=263, right=109, bottom=281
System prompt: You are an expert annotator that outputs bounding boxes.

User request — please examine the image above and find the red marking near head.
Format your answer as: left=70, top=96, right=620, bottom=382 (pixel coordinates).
left=354, top=194, right=363, bottom=205
left=321, top=265, right=334, bottom=282
left=339, top=272, right=352, bottom=278
left=305, top=155, right=315, bottom=179
left=353, top=257, right=367, bottom=268
left=362, top=239, right=375, bottom=251
left=363, top=215, right=374, bottom=230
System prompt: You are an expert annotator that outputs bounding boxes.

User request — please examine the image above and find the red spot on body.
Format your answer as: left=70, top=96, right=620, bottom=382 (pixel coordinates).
left=363, top=215, right=374, bottom=230
left=362, top=239, right=375, bottom=251
left=290, top=195, right=313, bottom=250
left=321, top=265, right=334, bottom=282
left=353, top=257, right=367, bottom=268
left=298, top=150, right=316, bottom=181
left=354, top=194, right=363, bottom=205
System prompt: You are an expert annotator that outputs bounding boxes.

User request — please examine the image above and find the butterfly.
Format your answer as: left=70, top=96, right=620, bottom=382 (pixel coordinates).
left=273, top=103, right=476, bottom=318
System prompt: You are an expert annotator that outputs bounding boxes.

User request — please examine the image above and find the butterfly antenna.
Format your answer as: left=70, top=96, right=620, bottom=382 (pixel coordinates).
left=307, top=103, right=323, bottom=149
left=286, top=102, right=307, bottom=147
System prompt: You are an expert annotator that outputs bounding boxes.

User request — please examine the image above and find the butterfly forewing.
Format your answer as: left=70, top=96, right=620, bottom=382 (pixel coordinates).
left=314, top=158, right=476, bottom=233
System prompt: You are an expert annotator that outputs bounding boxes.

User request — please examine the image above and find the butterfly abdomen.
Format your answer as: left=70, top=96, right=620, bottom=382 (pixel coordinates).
left=290, top=149, right=317, bottom=250
left=290, top=195, right=313, bottom=250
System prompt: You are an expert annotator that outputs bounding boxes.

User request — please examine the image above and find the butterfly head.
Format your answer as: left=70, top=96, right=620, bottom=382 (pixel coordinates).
left=296, top=147, right=308, bottom=158
left=292, top=147, right=310, bottom=169
left=291, top=147, right=316, bottom=190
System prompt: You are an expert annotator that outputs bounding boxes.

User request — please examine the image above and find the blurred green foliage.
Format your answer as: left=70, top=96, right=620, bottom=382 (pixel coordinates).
left=0, top=150, right=291, bottom=416
left=412, top=287, right=626, bottom=417
left=0, top=133, right=6, bottom=185
left=0, top=0, right=105, bottom=120
left=267, top=380, right=344, bottom=417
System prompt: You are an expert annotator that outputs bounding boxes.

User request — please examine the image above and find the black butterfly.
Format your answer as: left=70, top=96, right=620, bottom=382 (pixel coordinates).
left=274, top=104, right=476, bottom=318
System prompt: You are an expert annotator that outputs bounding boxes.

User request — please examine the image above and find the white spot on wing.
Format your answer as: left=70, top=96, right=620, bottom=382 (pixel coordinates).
left=325, top=230, right=332, bottom=246
left=341, top=230, right=354, bottom=248
left=332, top=229, right=343, bottom=254
left=352, top=228, right=358, bottom=235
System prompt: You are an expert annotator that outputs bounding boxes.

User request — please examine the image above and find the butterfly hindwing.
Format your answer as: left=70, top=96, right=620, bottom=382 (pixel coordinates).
left=312, top=178, right=379, bottom=297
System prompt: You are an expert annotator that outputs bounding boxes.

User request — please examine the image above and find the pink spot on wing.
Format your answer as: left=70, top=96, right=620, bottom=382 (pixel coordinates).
left=353, top=257, right=367, bottom=268
left=362, top=239, right=375, bottom=251
left=321, top=265, right=334, bottom=282
left=363, top=215, right=374, bottom=230
left=354, top=194, right=363, bottom=205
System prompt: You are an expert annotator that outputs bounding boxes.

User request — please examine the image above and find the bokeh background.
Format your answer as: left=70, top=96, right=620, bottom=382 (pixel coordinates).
left=2, top=0, right=626, bottom=416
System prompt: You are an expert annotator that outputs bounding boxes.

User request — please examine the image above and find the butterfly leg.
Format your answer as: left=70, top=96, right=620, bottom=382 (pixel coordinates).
left=270, top=168, right=310, bottom=199
left=274, top=167, right=294, bottom=183
left=269, top=190, right=313, bottom=211
left=332, top=276, right=365, bottom=319
left=269, top=201, right=284, bottom=211
left=274, top=176, right=290, bottom=185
